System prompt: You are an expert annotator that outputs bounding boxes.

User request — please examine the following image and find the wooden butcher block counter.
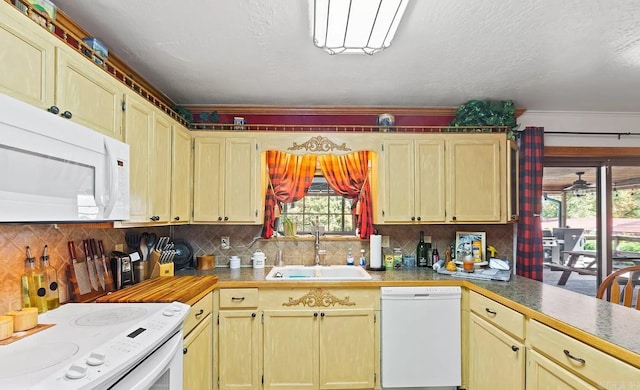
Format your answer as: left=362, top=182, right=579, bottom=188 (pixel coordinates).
left=96, top=276, right=218, bottom=306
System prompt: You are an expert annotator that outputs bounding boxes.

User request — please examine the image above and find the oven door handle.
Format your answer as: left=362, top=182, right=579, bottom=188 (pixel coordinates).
left=110, top=331, right=184, bottom=390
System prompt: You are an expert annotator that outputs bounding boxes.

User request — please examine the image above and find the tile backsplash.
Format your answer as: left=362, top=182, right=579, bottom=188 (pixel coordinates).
left=0, top=223, right=515, bottom=313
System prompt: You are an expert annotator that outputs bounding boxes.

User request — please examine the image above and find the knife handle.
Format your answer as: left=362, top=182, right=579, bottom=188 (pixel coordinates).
left=83, top=239, right=92, bottom=259
left=90, top=239, right=99, bottom=258
left=68, top=241, right=77, bottom=262
left=97, top=240, right=105, bottom=257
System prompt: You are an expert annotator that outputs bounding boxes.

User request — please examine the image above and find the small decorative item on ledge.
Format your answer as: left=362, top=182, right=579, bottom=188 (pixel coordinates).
left=448, top=99, right=518, bottom=139
left=376, top=113, right=395, bottom=132
left=233, top=117, right=246, bottom=130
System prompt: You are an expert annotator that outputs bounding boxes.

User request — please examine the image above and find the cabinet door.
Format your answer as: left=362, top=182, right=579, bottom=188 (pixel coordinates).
left=218, top=311, right=261, bottom=390
left=149, top=113, right=172, bottom=222
left=55, top=46, right=123, bottom=139
left=183, top=315, right=213, bottom=390
left=123, top=94, right=153, bottom=222
left=193, top=137, right=224, bottom=222
left=415, top=139, right=446, bottom=222
left=224, top=137, right=258, bottom=223
left=263, top=310, right=318, bottom=389
left=319, top=309, right=375, bottom=390
left=0, top=3, right=54, bottom=108
left=171, top=124, right=192, bottom=223
left=526, top=349, right=596, bottom=390
left=381, top=140, right=414, bottom=223
left=469, top=313, right=524, bottom=389
left=447, top=137, right=502, bottom=222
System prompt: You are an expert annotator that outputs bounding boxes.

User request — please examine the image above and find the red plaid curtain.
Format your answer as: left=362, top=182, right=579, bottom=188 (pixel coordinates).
left=516, top=127, right=545, bottom=280
left=318, top=151, right=374, bottom=239
left=261, top=151, right=317, bottom=238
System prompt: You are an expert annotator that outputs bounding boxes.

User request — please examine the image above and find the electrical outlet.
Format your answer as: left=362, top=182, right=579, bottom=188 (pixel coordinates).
left=221, top=236, right=230, bottom=249
left=115, top=243, right=124, bottom=252
left=381, top=236, right=390, bottom=248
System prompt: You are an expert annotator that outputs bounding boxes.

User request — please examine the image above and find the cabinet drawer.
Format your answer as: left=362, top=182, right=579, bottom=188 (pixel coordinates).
left=184, top=292, right=212, bottom=336
left=219, top=288, right=259, bottom=309
left=527, top=320, right=639, bottom=387
left=469, top=291, right=524, bottom=340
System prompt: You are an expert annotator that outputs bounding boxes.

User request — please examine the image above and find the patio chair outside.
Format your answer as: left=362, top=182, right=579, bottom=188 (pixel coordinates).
left=596, top=265, right=640, bottom=310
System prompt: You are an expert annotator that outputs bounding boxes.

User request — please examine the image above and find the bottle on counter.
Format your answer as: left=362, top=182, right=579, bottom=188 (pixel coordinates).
left=359, top=249, right=367, bottom=267
left=40, top=245, right=60, bottom=310
left=393, top=247, right=403, bottom=269
left=431, top=246, right=440, bottom=267
left=346, top=248, right=354, bottom=266
left=21, top=246, right=47, bottom=313
left=416, top=231, right=430, bottom=267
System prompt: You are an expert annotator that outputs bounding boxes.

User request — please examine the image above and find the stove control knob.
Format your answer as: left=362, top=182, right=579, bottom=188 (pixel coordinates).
left=65, top=364, right=88, bottom=380
left=86, top=352, right=106, bottom=366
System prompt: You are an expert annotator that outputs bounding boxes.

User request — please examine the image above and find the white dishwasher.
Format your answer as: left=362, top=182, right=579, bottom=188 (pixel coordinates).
left=381, top=286, right=461, bottom=389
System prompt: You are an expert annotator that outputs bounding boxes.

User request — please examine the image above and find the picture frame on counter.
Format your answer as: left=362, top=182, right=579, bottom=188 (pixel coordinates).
left=455, top=231, right=486, bottom=262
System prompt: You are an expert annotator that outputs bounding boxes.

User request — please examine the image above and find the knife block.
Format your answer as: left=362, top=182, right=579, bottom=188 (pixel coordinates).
left=149, top=250, right=161, bottom=279
left=159, top=262, right=174, bottom=277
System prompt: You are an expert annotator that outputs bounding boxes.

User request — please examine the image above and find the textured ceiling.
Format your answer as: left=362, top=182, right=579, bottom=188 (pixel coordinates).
left=53, top=0, right=640, bottom=111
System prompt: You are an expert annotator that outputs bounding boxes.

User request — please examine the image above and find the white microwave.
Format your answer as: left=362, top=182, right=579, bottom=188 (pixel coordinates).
left=0, top=93, right=129, bottom=222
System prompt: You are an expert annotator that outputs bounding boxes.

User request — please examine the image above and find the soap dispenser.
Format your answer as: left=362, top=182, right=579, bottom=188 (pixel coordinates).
left=347, top=248, right=354, bottom=266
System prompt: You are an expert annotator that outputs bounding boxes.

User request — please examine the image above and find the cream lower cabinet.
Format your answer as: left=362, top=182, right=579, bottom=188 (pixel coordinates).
left=170, top=124, right=192, bottom=223
left=527, top=319, right=640, bottom=389
left=261, top=288, right=378, bottom=390
left=217, top=288, right=262, bottom=390
left=122, top=92, right=172, bottom=224
left=183, top=292, right=214, bottom=390
left=468, top=291, right=525, bottom=389
left=526, top=349, right=596, bottom=390
left=192, top=133, right=260, bottom=223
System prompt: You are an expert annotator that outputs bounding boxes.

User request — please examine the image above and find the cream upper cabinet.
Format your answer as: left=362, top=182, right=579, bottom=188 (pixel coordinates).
left=469, top=312, right=525, bottom=389
left=0, top=2, right=123, bottom=140
left=446, top=135, right=503, bottom=222
left=381, top=138, right=446, bottom=223
left=123, top=93, right=171, bottom=224
left=170, top=124, right=192, bottom=223
left=55, top=46, right=124, bottom=140
left=261, top=288, right=378, bottom=390
left=526, top=349, right=597, bottom=390
left=192, top=133, right=260, bottom=223
left=0, top=1, right=54, bottom=108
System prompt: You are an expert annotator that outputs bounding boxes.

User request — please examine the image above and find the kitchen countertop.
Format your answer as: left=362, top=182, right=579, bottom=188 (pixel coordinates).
left=178, top=266, right=640, bottom=369
left=96, top=275, right=218, bottom=306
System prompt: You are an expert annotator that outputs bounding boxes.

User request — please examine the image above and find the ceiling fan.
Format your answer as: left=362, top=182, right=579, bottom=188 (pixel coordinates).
left=563, top=171, right=593, bottom=196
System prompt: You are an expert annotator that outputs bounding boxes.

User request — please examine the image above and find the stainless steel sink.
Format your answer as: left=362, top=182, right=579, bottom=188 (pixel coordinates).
left=265, top=265, right=372, bottom=281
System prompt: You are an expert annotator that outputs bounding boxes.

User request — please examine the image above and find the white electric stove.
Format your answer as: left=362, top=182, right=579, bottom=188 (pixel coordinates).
left=0, top=302, right=190, bottom=390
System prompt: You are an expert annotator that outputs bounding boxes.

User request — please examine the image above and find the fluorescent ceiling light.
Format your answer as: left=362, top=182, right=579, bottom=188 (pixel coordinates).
left=312, top=0, right=410, bottom=55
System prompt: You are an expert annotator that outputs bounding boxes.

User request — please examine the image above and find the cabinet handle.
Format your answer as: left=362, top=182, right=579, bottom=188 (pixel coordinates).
left=47, top=105, right=60, bottom=115
left=251, top=312, right=257, bottom=318
left=231, top=297, right=245, bottom=301
left=452, top=216, right=457, bottom=221
left=218, top=216, right=223, bottom=221
left=183, top=348, right=188, bottom=355
left=61, top=111, right=72, bottom=119
left=320, top=312, right=325, bottom=317
left=194, top=309, right=204, bottom=318
left=485, top=308, right=497, bottom=316
left=224, top=216, right=229, bottom=221
left=563, top=349, right=586, bottom=364
left=417, top=216, right=421, bottom=221
left=150, top=216, right=160, bottom=221
left=174, top=216, right=180, bottom=221
left=313, top=312, right=318, bottom=317
left=411, top=216, right=415, bottom=221
left=511, top=345, right=519, bottom=352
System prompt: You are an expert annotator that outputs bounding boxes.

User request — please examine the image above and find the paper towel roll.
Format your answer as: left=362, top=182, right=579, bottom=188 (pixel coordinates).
left=370, top=235, right=382, bottom=268
left=432, top=259, right=445, bottom=271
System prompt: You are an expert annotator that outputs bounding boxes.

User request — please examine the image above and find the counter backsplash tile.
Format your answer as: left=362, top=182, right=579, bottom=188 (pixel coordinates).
left=174, top=224, right=515, bottom=269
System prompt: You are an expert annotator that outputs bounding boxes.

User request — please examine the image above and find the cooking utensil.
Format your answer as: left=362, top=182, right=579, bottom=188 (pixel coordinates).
left=139, top=233, right=148, bottom=262
left=90, top=239, right=106, bottom=290
left=146, top=233, right=157, bottom=258
left=68, top=241, right=91, bottom=295
left=97, top=240, right=115, bottom=291
left=83, top=240, right=99, bottom=291
left=172, top=239, right=193, bottom=270
left=124, top=232, right=141, bottom=253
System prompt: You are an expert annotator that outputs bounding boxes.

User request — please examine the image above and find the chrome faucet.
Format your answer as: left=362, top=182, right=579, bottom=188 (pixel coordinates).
left=314, top=217, right=321, bottom=266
